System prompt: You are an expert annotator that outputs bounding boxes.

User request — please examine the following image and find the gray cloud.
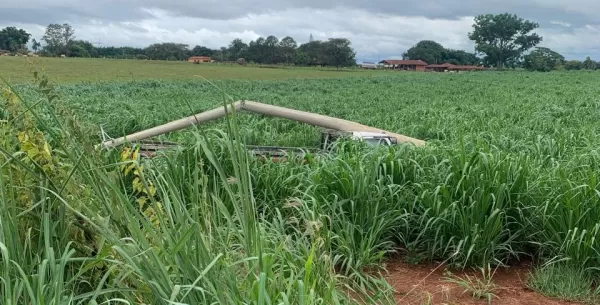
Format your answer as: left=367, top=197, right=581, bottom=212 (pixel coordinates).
left=1, top=0, right=599, bottom=60
left=137, top=0, right=600, bottom=29
left=3, top=0, right=599, bottom=25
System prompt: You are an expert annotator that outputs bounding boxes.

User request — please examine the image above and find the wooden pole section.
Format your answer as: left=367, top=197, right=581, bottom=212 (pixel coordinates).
left=239, top=101, right=425, bottom=146
left=100, top=100, right=425, bottom=149
left=100, top=102, right=243, bottom=149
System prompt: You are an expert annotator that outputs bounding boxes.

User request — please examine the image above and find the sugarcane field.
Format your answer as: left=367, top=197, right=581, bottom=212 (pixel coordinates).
left=3, top=9, right=600, bottom=305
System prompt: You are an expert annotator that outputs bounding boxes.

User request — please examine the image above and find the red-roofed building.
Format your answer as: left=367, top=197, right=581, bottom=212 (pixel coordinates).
left=188, top=56, right=212, bottom=63
left=379, top=60, right=428, bottom=71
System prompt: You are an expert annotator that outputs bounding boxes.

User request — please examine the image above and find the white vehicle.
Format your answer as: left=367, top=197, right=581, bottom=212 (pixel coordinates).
left=321, top=129, right=397, bottom=150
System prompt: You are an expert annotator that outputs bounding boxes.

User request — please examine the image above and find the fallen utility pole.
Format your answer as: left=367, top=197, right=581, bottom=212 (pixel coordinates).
left=100, top=100, right=425, bottom=149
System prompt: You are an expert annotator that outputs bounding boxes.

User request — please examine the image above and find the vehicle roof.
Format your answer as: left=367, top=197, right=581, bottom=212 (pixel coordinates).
left=351, top=131, right=391, bottom=137
left=321, top=129, right=392, bottom=138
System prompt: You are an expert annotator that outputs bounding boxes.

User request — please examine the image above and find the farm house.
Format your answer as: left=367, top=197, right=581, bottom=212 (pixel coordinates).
left=188, top=56, right=211, bottom=63
left=379, top=59, right=428, bottom=71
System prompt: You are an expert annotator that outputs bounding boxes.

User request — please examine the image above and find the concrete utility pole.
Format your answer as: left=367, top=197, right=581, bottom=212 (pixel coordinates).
left=99, top=100, right=426, bottom=149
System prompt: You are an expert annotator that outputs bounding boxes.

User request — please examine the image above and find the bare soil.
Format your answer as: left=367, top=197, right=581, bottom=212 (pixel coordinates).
left=382, top=259, right=581, bottom=305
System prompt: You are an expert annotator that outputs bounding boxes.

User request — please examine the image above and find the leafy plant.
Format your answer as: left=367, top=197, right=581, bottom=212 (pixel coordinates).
left=4, top=65, right=600, bottom=305
left=527, top=263, right=598, bottom=303
left=444, top=265, right=499, bottom=304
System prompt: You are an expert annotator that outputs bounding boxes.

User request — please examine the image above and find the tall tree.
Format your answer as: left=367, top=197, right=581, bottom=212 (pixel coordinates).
left=31, top=39, right=41, bottom=53
left=247, top=37, right=265, bottom=63
left=443, top=49, right=480, bottom=65
left=402, top=40, right=480, bottom=65
left=278, top=36, right=297, bottom=64
left=214, top=47, right=228, bottom=62
left=226, top=38, right=248, bottom=61
left=263, top=36, right=279, bottom=64
left=213, top=35, right=358, bottom=66
left=68, top=40, right=97, bottom=57
left=95, top=46, right=145, bottom=59
left=523, top=47, right=565, bottom=72
left=144, top=43, right=189, bottom=60
left=42, top=23, right=76, bottom=56
left=0, top=27, right=31, bottom=52
left=564, top=60, right=584, bottom=71
left=297, top=40, right=325, bottom=66
left=582, top=57, right=596, bottom=70
left=323, top=38, right=356, bottom=68
left=293, top=49, right=310, bottom=66
left=403, top=40, right=445, bottom=64
left=191, top=45, right=215, bottom=57
left=468, top=13, right=542, bottom=69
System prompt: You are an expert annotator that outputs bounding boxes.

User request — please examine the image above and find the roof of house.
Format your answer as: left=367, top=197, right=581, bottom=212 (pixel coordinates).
left=189, top=56, right=211, bottom=59
left=380, top=60, right=428, bottom=66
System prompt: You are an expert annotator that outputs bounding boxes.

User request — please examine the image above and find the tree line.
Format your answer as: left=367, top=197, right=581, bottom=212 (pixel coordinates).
left=0, top=27, right=31, bottom=53
left=0, top=24, right=356, bottom=67
left=402, top=40, right=480, bottom=65
left=522, top=47, right=600, bottom=71
left=402, top=13, right=599, bottom=71
left=2, top=15, right=599, bottom=71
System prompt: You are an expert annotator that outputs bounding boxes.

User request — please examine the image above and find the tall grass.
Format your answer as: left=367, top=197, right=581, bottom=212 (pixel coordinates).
left=1, top=77, right=394, bottom=304
left=229, top=141, right=600, bottom=272
left=5, top=70, right=600, bottom=303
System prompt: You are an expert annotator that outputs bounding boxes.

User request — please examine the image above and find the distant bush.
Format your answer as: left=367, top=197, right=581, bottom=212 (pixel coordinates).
left=523, top=47, right=564, bottom=72
left=565, top=60, right=584, bottom=70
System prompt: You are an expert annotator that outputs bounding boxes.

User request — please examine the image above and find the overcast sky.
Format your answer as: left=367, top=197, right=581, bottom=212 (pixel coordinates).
left=1, top=0, right=599, bottom=62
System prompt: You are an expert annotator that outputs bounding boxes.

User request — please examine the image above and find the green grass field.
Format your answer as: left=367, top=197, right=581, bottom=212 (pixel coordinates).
left=3, top=59, right=600, bottom=304
left=1, top=56, right=392, bottom=83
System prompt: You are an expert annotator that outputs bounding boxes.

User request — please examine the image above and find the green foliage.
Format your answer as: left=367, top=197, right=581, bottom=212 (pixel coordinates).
left=42, top=23, right=76, bottom=56
left=244, top=37, right=356, bottom=67
left=27, top=71, right=600, bottom=269
left=0, top=26, right=31, bottom=53
left=278, top=36, right=298, bottom=64
left=1, top=74, right=396, bottom=304
left=0, top=56, right=388, bottom=83
left=565, top=60, right=584, bottom=70
left=403, top=40, right=480, bottom=65
left=582, top=57, right=596, bottom=70
left=68, top=40, right=97, bottom=58
left=443, top=49, right=480, bottom=65
left=403, top=40, right=445, bottom=64
left=95, top=46, right=146, bottom=59
left=468, top=13, right=542, bottom=68
left=0, top=73, right=108, bottom=304
left=323, top=38, right=356, bottom=67
left=226, top=38, right=249, bottom=61
left=145, top=42, right=190, bottom=61
left=523, top=47, right=565, bottom=72
left=31, top=30, right=354, bottom=66
left=31, top=39, right=41, bottom=53
left=6, top=68, right=600, bottom=304
left=296, top=41, right=326, bottom=65
left=528, top=263, right=598, bottom=303
left=444, top=265, right=499, bottom=304
left=191, top=45, right=215, bottom=57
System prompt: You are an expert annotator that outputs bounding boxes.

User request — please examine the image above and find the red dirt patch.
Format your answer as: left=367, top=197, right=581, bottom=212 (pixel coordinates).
left=382, top=260, right=581, bottom=305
